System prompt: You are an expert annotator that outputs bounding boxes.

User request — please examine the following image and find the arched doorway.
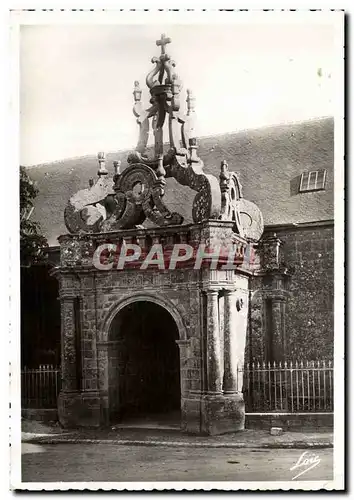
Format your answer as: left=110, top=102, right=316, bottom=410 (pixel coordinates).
left=107, top=301, right=181, bottom=424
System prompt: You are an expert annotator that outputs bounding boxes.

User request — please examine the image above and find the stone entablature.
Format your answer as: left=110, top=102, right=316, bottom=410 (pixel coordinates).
left=58, top=221, right=253, bottom=271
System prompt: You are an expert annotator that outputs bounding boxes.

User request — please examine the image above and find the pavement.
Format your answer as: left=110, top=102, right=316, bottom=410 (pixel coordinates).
left=21, top=442, right=334, bottom=483
left=21, top=420, right=333, bottom=449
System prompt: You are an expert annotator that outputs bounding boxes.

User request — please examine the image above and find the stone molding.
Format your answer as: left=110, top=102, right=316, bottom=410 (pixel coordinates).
left=175, top=340, right=191, bottom=348
left=96, top=341, right=120, bottom=350
left=99, top=291, right=188, bottom=342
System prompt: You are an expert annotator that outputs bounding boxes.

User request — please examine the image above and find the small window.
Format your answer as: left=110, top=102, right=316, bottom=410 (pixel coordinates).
left=299, top=170, right=327, bottom=192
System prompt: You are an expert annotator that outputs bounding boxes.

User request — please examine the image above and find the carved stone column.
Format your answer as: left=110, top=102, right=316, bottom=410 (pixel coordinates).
left=261, top=233, right=290, bottom=363
left=264, top=290, right=287, bottom=362
left=223, top=289, right=238, bottom=394
left=234, top=289, right=249, bottom=392
left=206, top=289, right=222, bottom=394
left=60, top=295, right=78, bottom=392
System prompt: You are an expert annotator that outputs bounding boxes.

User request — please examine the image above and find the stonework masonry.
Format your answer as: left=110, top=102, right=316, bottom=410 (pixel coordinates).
left=57, top=222, right=263, bottom=434
left=246, top=221, right=334, bottom=362
left=54, top=220, right=334, bottom=430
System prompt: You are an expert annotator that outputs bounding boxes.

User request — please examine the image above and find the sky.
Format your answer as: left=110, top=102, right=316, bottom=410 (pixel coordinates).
left=20, top=18, right=338, bottom=166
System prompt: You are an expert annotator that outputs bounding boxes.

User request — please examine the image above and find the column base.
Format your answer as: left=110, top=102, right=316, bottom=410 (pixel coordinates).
left=182, top=392, right=245, bottom=435
left=58, top=390, right=102, bottom=428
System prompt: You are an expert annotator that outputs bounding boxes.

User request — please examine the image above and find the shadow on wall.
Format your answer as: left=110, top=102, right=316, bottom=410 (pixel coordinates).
left=290, top=175, right=302, bottom=197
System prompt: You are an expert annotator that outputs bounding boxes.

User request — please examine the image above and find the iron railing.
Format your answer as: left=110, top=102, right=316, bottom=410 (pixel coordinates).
left=21, top=365, right=61, bottom=409
left=21, top=360, right=334, bottom=413
left=241, top=360, right=333, bottom=413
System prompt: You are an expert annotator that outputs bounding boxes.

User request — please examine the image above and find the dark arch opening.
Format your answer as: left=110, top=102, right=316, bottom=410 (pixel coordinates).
left=108, top=301, right=181, bottom=423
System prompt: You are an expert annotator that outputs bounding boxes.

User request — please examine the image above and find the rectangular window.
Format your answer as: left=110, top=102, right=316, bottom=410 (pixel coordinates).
left=299, top=170, right=327, bottom=192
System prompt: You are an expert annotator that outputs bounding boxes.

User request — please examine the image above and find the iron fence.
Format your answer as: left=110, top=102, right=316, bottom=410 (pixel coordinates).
left=21, top=365, right=61, bottom=409
left=241, top=360, right=333, bottom=413
left=21, top=360, right=333, bottom=413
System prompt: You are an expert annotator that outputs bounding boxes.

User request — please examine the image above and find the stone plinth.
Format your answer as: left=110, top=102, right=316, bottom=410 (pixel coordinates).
left=182, top=393, right=245, bottom=435
left=58, top=390, right=101, bottom=428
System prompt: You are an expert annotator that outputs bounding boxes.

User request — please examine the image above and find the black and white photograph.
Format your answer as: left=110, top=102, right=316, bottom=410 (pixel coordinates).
left=9, top=8, right=344, bottom=491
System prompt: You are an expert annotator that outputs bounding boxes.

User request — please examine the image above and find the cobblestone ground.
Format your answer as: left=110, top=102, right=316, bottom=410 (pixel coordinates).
left=21, top=443, right=333, bottom=484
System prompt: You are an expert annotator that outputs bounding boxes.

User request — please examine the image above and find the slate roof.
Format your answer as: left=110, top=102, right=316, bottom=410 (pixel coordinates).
left=27, top=117, right=334, bottom=246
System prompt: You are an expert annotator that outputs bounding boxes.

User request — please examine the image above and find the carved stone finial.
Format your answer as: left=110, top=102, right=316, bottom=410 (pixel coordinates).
left=188, top=138, right=199, bottom=164
left=97, top=152, right=108, bottom=176
left=219, top=160, right=230, bottom=193
left=220, top=159, right=229, bottom=174
left=113, top=160, right=121, bottom=184
left=186, top=89, right=195, bottom=114
left=156, top=33, right=171, bottom=55
left=186, top=89, right=199, bottom=163
left=133, top=81, right=142, bottom=103
left=113, top=160, right=121, bottom=176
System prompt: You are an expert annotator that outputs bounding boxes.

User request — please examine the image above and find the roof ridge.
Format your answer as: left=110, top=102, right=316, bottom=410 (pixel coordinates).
left=24, top=116, right=334, bottom=170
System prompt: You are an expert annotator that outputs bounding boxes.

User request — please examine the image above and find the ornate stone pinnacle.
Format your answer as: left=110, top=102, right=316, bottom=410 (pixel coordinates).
left=113, top=160, right=121, bottom=183
left=220, top=160, right=229, bottom=176
left=146, top=33, right=176, bottom=89
left=133, top=81, right=142, bottom=103
left=97, top=152, right=108, bottom=176
left=156, top=33, right=171, bottom=56
left=220, top=160, right=230, bottom=192
left=113, top=160, right=121, bottom=176
left=132, top=35, right=201, bottom=165
left=186, top=89, right=195, bottom=114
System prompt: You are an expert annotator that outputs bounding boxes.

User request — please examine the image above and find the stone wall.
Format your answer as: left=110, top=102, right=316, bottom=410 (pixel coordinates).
left=247, top=222, right=334, bottom=361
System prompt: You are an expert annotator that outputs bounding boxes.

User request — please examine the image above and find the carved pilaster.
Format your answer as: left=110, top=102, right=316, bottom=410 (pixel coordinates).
left=235, top=289, right=249, bottom=392
left=223, top=290, right=238, bottom=394
left=264, top=296, right=287, bottom=362
left=176, top=339, right=191, bottom=397
left=260, top=232, right=291, bottom=362
left=205, top=289, right=222, bottom=393
left=60, top=295, right=78, bottom=392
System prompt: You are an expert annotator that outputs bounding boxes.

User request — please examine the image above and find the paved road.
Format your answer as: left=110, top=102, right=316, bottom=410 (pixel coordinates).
left=21, top=443, right=333, bottom=483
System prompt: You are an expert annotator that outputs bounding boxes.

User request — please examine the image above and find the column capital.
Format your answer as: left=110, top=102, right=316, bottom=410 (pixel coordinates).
left=263, top=290, right=288, bottom=301
left=203, top=287, right=220, bottom=295
left=175, top=340, right=191, bottom=348
left=59, top=292, right=79, bottom=302
left=96, top=341, right=120, bottom=350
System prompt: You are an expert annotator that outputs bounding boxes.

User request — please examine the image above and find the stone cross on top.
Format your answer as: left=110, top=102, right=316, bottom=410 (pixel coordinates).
left=156, top=33, right=171, bottom=55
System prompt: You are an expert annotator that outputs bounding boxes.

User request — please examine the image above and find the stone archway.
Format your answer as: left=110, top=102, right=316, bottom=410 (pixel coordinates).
left=106, top=300, right=182, bottom=424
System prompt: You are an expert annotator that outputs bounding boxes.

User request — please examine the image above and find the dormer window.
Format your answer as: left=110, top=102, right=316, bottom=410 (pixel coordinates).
left=299, top=170, right=327, bottom=192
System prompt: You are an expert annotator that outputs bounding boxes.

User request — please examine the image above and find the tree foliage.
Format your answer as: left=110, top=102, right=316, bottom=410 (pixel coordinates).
left=20, top=166, right=48, bottom=266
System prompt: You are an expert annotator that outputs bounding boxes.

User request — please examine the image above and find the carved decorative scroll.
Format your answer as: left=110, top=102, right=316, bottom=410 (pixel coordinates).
left=102, top=162, right=184, bottom=231
left=64, top=176, right=115, bottom=233
left=167, top=154, right=221, bottom=222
